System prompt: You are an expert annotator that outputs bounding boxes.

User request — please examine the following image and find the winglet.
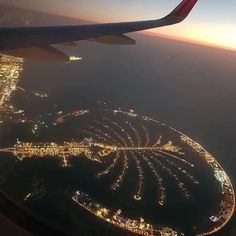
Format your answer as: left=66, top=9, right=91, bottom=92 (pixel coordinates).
left=164, top=0, right=198, bottom=24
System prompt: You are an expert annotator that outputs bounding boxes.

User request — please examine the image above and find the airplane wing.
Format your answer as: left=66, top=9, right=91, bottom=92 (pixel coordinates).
left=0, top=0, right=198, bottom=61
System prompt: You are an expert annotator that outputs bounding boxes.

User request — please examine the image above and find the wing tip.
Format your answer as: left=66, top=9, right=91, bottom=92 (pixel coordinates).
left=165, top=0, right=198, bottom=24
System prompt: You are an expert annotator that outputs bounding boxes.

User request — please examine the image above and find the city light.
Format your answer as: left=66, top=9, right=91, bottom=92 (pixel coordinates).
left=0, top=108, right=234, bottom=236
left=72, top=190, right=182, bottom=236
left=0, top=55, right=23, bottom=118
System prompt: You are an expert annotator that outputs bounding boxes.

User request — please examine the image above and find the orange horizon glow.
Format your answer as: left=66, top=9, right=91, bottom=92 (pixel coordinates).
left=15, top=4, right=236, bottom=52
left=83, top=18, right=234, bottom=52
left=3, top=1, right=236, bottom=52
left=144, top=23, right=236, bottom=52
left=76, top=17, right=236, bottom=52
left=142, top=31, right=236, bottom=52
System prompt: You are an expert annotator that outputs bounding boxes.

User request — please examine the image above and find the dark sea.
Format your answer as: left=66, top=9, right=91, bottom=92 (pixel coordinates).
left=0, top=32, right=236, bottom=236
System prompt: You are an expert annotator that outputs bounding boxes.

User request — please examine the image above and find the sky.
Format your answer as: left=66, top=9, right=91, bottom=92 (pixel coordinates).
left=1, top=0, right=236, bottom=50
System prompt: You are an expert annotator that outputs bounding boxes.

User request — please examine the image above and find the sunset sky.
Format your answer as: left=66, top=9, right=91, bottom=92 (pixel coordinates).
left=2, top=0, right=236, bottom=50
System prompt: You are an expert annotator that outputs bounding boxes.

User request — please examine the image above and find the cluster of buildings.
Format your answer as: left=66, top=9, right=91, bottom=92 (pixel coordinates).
left=181, top=134, right=235, bottom=235
left=0, top=55, right=49, bottom=125
left=0, top=138, right=117, bottom=165
left=0, top=111, right=234, bottom=235
left=0, top=55, right=25, bottom=123
left=56, top=109, right=90, bottom=124
left=72, top=190, right=181, bottom=236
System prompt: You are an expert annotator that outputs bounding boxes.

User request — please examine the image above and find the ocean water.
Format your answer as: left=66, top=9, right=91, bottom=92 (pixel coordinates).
left=0, top=33, right=236, bottom=235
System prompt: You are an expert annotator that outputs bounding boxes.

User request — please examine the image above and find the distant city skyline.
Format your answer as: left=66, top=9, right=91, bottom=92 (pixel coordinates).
left=1, top=0, right=236, bottom=50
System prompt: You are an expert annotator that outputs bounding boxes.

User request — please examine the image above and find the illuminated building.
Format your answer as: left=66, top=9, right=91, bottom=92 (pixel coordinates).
left=181, top=135, right=235, bottom=235
left=0, top=55, right=23, bottom=113
left=0, top=109, right=234, bottom=235
left=72, top=190, right=181, bottom=236
left=0, top=55, right=48, bottom=124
